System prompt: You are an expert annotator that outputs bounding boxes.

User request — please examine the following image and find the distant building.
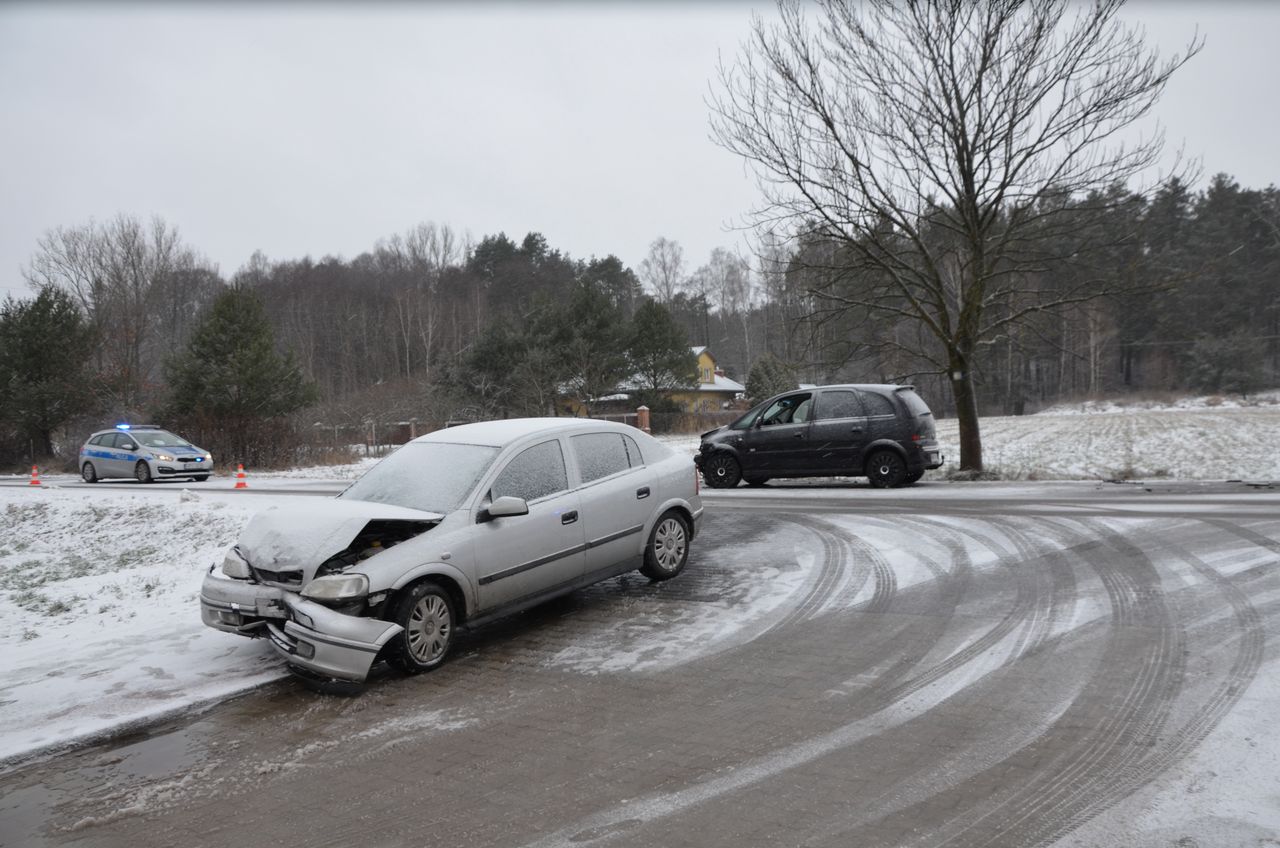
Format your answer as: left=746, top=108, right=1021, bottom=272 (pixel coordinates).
left=665, top=347, right=745, bottom=413
left=561, top=346, right=745, bottom=415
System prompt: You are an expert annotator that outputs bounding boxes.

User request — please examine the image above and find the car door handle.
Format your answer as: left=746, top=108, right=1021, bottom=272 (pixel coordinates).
left=561, top=510, right=579, bottom=525
left=636, top=487, right=650, bottom=499
left=793, top=432, right=805, bottom=439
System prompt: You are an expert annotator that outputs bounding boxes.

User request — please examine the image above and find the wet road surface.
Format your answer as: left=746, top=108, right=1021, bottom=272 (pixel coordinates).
left=2, top=485, right=1278, bottom=847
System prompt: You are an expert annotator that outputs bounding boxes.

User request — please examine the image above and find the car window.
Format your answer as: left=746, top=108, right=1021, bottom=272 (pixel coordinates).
left=622, top=434, right=643, bottom=467
left=110, top=433, right=134, bottom=449
left=859, top=391, right=897, bottom=417
left=491, top=439, right=569, bottom=503
left=897, top=389, right=933, bottom=418
left=815, top=390, right=864, bottom=420
left=340, top=442, right=499, bottom=513
left=730, top=403, right=765, bottom=430
left=572, top=433, right=631, bottom=484
left=759, top=393, right=813, bottom=426
left=89, top=434, right=108, bottom=446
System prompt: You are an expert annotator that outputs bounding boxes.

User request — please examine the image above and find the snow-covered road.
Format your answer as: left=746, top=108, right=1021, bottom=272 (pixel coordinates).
left=2, top=481, right=1279, bottom=848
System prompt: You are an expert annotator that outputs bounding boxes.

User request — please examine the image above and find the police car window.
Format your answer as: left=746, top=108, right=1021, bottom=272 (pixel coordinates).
left=110, top=433, right=134, bottom=449
left=860, top=391, right=897, bottom=416
left=816, top=390, right=864, bottom=420
left=491, top=440, right=569, bottom=503
left=572, top=433, right=630, bottom=484
left=90, top=435, right=108, bottom=446
left=622, top=434, right=643, bottom=467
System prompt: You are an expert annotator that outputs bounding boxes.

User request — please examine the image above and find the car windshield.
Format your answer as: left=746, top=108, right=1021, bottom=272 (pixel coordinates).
left=339, top=442, right=500, bottom=513
left=134, top=431, right=193, bottom=448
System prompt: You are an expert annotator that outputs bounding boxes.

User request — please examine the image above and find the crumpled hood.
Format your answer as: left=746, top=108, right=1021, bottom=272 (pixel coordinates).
left=237, top=499, right=444, bottom=573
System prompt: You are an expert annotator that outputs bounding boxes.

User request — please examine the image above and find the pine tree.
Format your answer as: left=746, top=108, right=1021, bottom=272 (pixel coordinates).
left=0, top=287, right=97, bottom=458
left=164, top=286, right=316, bottom=459
left=627, top=299, right=695, bottom=397
left=745, top=354, right=796, bottom=402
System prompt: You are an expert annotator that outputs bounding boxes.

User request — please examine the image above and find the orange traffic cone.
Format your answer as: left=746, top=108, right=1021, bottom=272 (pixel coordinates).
left=28, top=465, right=41, bottom=486
left=234, top=464, right=248, bottom=489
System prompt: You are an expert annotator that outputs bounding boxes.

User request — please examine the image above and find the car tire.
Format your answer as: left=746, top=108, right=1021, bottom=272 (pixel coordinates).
left=135, top=461, right=153, bottom=484
left=702, top=453, right=742, bottom=488
left=640, top=510, right=690, bottom=581
left=866, top=449, right=907, bottom=488
left=82, top=462, right=99, bottom=484
left=743, top=477, right=769, bottom=487
left=385, top=581, right=455, bottom=674
left=904, top=469, right=924, bottom=485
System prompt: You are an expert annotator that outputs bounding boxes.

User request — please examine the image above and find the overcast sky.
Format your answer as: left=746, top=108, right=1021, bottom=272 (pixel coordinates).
left=2, top=2, right=1278, bottom=303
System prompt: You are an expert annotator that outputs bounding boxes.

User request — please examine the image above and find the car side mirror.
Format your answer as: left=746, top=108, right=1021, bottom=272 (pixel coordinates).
left=120, top=442, right=136, bottom=451
left=478, top=495, right=529, bottom=523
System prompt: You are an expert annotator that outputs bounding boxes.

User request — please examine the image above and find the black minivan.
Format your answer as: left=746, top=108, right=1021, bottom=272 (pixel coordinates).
left=694, top=384, right=943, bottom=488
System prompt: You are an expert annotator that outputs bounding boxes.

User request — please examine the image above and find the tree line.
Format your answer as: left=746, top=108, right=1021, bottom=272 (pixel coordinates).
left=1, top=167, right=1276, bottom=470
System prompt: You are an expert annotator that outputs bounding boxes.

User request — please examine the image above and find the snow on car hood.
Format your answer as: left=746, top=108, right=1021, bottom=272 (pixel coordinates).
left=236, top=499, right=444, bottom=572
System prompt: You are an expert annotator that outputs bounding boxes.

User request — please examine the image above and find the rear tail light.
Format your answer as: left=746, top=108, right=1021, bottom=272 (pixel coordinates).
left=694, top=466, right=701, bottom=494
left=911, top=434, right=921, bottom=443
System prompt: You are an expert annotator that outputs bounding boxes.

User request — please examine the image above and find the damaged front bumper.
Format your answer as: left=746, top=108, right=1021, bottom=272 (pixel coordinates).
left=200, top=568, right=402, bottom=682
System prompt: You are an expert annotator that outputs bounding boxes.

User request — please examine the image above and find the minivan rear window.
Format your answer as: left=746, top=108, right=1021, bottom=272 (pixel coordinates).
left=897, top=389, right=933, bottom=417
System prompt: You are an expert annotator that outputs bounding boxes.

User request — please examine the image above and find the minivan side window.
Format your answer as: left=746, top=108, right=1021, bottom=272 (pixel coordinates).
left=491, top=440, right=569, bottom=503
left=859, top=391, right=897, bottom=417
left=759, top=393, right=813, bottom=426
left=572, top=433, right=631, bottom=484
left=815, top=390, right=864, bottom=420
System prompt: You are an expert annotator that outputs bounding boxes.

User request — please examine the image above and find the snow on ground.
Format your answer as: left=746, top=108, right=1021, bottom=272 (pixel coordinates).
left=933, top=406, right=1280, bottom=480
left=0, top=487, right=298, bottom=764
left=1038, top=389, right=1280, bottom=415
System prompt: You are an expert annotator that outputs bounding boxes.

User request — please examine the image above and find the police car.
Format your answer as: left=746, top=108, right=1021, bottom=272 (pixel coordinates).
left=79, top=424, right=214, bottom=483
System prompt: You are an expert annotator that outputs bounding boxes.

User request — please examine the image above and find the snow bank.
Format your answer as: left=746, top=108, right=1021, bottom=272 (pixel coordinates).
left=0, top=488, right=311, bottom=764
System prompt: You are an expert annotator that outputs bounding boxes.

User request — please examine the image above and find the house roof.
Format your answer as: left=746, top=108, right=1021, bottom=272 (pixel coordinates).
left=698, top=373, right=745, bottom=393
left=690, top=345, right=708, bottom=356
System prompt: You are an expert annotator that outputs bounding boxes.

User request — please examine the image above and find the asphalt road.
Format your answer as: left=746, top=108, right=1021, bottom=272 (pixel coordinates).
left=2, top=484, right=1278, bottom=847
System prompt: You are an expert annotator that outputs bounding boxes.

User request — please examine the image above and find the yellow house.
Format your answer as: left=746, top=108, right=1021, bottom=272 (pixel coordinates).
left=666, top=347, right=745, bottom=413
left=559, top=346, right=744, bottom=416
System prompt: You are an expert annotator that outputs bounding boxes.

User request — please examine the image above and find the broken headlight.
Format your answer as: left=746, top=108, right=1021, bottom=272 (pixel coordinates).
left=302, top=573, right=369, bottom=602
left=221, top=546, right=252, bottom=579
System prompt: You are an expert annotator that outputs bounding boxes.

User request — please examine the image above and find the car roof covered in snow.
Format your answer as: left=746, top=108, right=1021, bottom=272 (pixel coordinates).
left=413, top=417, right=643, bottom=449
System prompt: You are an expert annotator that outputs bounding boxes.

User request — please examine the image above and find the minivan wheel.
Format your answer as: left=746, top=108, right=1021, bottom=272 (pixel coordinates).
left=386, top=581, right=455, bottom=674
left=866, top=450, right=907, bottom=488
left=82, top=462, right=99, bottom=484
left=135, top=461, right=153, bottom=484
left=640, top=511, right=690, bottom=581
left=703, top=454, right=742, bottom=488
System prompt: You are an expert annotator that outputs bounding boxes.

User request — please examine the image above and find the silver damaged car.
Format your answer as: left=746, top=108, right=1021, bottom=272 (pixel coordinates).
left=200, top=418, right=703, bottom=683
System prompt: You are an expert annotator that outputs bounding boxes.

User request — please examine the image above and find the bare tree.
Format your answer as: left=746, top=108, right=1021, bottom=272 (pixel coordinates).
left=25, top=214, right=218, bottom=412
left=639, top=236, right=686, bottom=303
left=711, top=0, right=1200, bottom=470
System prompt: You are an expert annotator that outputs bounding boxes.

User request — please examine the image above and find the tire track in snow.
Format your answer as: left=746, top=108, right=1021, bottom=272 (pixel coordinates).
left=1024, top=518, right=1268, bottom=846
left=912, top=517, right=1185, bottom=848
